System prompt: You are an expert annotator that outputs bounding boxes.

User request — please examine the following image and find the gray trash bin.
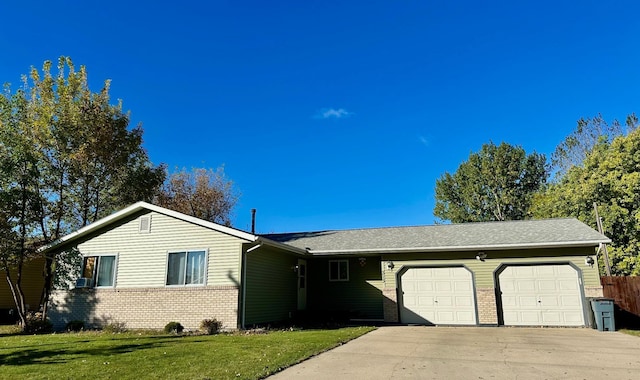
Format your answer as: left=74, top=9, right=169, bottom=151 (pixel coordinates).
left=590, top=298, right=615, bottom=331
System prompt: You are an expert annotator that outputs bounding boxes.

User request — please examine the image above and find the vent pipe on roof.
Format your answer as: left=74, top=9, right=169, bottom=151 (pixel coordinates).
left=251, top=209, right=256, bottom=234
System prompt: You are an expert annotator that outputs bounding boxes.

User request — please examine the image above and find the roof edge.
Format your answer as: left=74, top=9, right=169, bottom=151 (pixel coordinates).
left=42, top=201, right=258, bottom=253
left=307, top=239, right=610, bottom=255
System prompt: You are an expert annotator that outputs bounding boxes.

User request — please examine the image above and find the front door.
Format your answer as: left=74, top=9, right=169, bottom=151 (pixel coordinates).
left=297, top=259, right=307, bottom=310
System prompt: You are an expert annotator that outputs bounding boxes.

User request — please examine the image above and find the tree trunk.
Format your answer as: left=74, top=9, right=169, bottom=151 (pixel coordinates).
left=40, top=254, right=55, bottom=320
left=5, top=267, right=28, bottom=329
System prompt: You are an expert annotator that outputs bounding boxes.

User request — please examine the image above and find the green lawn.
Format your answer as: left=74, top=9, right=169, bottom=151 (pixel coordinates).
left=620, top=329, right=640, bottom=337
left=0, top=326, right=375, bottom=379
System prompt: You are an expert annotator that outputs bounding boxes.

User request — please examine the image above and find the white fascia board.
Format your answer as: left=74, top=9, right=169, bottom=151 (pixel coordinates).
left=42, top=201, right=258, bottom=253
left=254, top=238, right=309, bottom=255
left=308, top=239, right=610, bottom=255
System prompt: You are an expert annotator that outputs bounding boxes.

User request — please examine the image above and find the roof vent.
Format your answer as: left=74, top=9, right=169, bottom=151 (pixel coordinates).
left=139, top=215, right=151, bottom=233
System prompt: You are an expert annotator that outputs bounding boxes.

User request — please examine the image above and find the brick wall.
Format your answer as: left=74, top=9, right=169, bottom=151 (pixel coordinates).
left=476, top=287, right=498, bottom=325
left=49, top=286, right=239, bottom=331
left=584, top=286, right=604, bottom=298
left=382, top=288, right=398, bottom=323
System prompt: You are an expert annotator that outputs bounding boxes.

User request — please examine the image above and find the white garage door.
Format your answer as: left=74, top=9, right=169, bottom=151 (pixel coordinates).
left=400, top=267, right=476, bottom=325
left=499, top=265, right=585, bottom=326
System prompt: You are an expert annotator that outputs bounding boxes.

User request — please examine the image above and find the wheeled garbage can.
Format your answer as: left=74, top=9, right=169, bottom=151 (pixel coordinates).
left=590, top=298, right=615, bottom=331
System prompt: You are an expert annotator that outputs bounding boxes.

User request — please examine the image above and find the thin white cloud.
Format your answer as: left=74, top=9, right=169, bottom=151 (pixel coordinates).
left=419, top=135, right=430, bottom=147
left=315, top=108, right=353, bottom=119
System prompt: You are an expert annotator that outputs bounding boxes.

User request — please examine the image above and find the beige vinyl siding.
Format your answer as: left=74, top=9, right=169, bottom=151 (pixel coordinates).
left=78, top=211, right=246, bottom=288
left=382, top=247, right=601, bottom=289
left=308, top=257, right=384, bottom=319
left=0, top=256, right=46, bottom=310
left=244, top=247, right=298, bottom=325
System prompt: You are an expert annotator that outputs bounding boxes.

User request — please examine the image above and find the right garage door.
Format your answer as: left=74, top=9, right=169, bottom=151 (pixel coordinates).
left=498, top=264, right=585, bottom=326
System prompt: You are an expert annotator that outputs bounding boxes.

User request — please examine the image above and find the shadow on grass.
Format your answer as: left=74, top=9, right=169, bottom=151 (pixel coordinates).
left=0, top=334, right=192, bottom=366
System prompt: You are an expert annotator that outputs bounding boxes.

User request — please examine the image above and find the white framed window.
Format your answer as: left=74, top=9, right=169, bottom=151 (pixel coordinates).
left=82, top=254, right=117, bottom=287
left=329, top=260, right=349, bottom=282
left=166, top=250, right=207, bottom=286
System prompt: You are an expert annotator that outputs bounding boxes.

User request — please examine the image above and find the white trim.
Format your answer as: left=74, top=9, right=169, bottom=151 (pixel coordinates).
left=80, top=253, right=118, bottom=288
left=328, top=259, right=349, bottom=282
left=42, top=202, right=259, bottom=253
left=309, top=240, right=609, bottom=255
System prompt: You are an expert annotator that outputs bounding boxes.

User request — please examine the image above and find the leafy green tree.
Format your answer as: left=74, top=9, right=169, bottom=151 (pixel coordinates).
left=156, top=167, right=238, bottom=226
left=0, top=57, right=166, bottom=328
left=434, top=142, right=547, bottom=223
left=0, top=88, right=38, bottom=327
left=531, top=126, right=640, bottom=275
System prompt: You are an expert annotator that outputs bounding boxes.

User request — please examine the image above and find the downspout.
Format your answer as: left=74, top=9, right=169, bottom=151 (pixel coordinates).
left=241, top=242, right=263, bottom=329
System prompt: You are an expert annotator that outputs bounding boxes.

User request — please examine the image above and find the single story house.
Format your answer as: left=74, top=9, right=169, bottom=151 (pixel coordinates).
left=44, top=201, right=610, bottom=330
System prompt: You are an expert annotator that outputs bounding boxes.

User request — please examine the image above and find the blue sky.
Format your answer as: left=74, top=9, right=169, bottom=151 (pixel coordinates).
left=2, top=1, right=638, bottom=233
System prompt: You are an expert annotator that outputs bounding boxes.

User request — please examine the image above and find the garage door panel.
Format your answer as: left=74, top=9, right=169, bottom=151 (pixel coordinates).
left=404, top=295, right=418, bottom=306
left=563, top=312, right=584, bottom=323
left=538, top=280, right=557, bottom=291
left=559, top=280, right=579, bottom=290
left=400, top=267, right=476, bottom=325
left=502, top=296, right=517, bottom=307
left=418, top=296, right=434, bottom=306
left=437, top=296, right=453, bottom=307
left=515, top=266, right=535, bottom=276
left=541, top=312, right=562, bottom=323
left=500, top=280, right=516, bottom=292
left=455, top=296, right=472, bottom=307
left=499, top=264, right=585, bottom=326
left=435, top=281, right=452, bottom=292
left=517, top=280, right=536, bottom=291
left=539, top=295, right=559, bottom=306
left=521, top=311, right=541, bottom=323
left=454, top=280, right=472, bottom=291
left=518, top=296, right=538, bottom=307
left=560, top=295, right=581, bottom=307
left=536, top=266, right=556, bottom=277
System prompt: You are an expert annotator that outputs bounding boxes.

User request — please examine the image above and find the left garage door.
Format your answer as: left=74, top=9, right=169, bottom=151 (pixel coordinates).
left=399, top=267, right=477, bottom=325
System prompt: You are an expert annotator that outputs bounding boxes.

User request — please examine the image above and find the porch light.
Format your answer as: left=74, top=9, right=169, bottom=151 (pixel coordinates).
left=476, top=252, right=487, bottom=261
left=585, top=256, right=595, bottom=266
left=386, top=261, right=395, bottom=270
left=292, top=265, right=299, bottom=273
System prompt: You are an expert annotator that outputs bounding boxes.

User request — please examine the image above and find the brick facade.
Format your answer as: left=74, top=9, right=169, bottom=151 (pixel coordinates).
left=382, top=288, right=399, bottom=323
left=584, top=286, right=604, bottom=298
left=49, top=286, right=239, bottom=331
left=475, top=287, right=498, bottom=325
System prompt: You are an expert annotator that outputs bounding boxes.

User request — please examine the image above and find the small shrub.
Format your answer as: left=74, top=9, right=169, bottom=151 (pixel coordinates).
left=66, top=320, right=85, bottom=332
left=103, top=321, right=127, bottom=334
left=164, top=321, right=184, bottom=334
left=24, top=312, right=52, bottom=334
left=200, top=318, right=222, bottom=335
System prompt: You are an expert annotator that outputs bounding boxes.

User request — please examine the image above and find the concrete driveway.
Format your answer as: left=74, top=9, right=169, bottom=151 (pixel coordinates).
left=269, top=326, right=640, bottom=379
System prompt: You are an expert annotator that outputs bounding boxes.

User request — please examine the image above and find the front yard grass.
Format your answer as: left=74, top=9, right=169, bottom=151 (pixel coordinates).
left=0, top=326, right=374, bottom=379
left=620, top=329, right=640, bottom=337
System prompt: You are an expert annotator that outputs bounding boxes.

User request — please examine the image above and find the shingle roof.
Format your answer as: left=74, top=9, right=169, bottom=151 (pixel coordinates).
left=262, top=218, right=610, bottom=254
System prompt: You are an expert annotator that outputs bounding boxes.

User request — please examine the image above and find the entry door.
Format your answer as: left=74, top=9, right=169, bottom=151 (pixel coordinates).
left=400, top=267, right=476, bottom=325
left=499, top=265, right=585, bottom=326
left=297, top=259, right=307, bottom=310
